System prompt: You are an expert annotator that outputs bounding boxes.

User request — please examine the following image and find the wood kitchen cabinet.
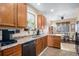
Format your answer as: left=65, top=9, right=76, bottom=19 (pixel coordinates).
left=37, top=15, right=42, bottom=29
left=42, top=36, right=47, bottom=50
left=48, top=35, right=53, bottom=47
left=36, top=38, right=43, bottom=55
left=44, top=36, right=47, bottom=48
left=17, top=3, right=27, bottom=28
left=0, top=3, right=27, bottom=28
left=0, top=51, right=2, bottom=56
left=36, top=36, right=47, bottom=55
left=37, top=15, right=46, bottom=29
left=42, top=15, right=46, bottom=28
left=2, top=44, right=22, bottom=56
left=47, top=35, right=61, bottom=49
left=0, top=4, right=16, bottom=27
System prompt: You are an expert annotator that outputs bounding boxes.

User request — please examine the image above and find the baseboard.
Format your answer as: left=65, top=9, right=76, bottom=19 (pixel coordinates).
left=38, top=47, right=48, bottom=56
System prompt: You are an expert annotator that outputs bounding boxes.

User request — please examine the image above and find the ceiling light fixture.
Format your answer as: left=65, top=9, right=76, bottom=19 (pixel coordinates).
left=50, top=9, right=54, bottom=12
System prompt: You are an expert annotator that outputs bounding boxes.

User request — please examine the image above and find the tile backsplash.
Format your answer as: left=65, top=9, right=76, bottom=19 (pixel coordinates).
left=0, top=27, right=47, bottom=40
left=0, top=28, right=20, bottom=40
left=0, top=28, right=35, bottom=40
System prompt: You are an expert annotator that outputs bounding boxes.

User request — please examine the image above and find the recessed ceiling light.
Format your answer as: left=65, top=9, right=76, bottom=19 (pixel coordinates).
left=50, top=9, right=54, bottom=12
left=37, top=3, right=40, bottom=5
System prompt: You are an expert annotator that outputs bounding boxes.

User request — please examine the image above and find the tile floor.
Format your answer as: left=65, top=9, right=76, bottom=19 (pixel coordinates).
left=40, top=47, right=77, bottom=56
left=41, top=43, right=77, bottom=56
left=61, top=43, right=76, bottom=52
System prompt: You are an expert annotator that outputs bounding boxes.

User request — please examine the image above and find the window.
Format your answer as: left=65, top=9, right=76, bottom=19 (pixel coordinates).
left=27, top=12, right=36, bottom=30
left=57, top=22, right=69, bottom=34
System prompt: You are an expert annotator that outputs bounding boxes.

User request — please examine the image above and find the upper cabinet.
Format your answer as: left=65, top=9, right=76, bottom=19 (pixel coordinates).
left=17, top=3, right=27, bottom=28
left=37, top=15, right=42, bottom=29
left=0, top=3, right=27, bottom=28
left=37, top=15, right=46, bottom=29
left=0, top=4, right=16, bottom=27
left=42, top=15, right=46, bottom=28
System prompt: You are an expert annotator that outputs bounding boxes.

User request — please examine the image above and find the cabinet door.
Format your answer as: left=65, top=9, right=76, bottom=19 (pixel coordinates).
left=48, top=35, right=61, bottom=48
left=36, top=43, right=41, bottom=55
left=47, top=35, right=53, bottom=47
left=42, top=37, right=45, bottom=50
left=37, top=15, right=46, bottom=29
left=14, top=44, right=22, bottom=56
left=0, top=4, right=15, bottom=26
left=40, top=39, right=43, bottom=52
left=37, top=15, right=42, bottom=29
left=0, top=51, right=2, bottom=56
left=36, top=39, right=40, bottom=55
left=42, top=37, right=47, bottom=50
left=42, top=16, right=46, bottom=28
left=52, top=36, right=61, bottom=48
left=36, top=38, right=42, bottom=55
left=17, top=3, right=26, bottom=28
left=44, top=36, right=47, bottom=48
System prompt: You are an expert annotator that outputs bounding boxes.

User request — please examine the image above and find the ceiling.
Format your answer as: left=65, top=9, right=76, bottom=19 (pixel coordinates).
left=30, top=3, right=79, bottom=20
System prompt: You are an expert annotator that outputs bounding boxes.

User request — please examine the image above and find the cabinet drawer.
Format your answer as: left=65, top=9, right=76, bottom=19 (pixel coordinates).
left=3, top=47, right=15, bottom=56
left=3, top=45, right=22, bottom=56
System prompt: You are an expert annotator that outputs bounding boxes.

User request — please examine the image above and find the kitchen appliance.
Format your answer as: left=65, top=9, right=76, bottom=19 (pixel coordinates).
left=37, top=29, right=40, bottom=35
left=15, top=29, right=20, bottom=33
left=0, top=29, right=17, bottom=46
left=75, top=32, right=79, bottom=55
left=22, top=40, right=36, bottom=56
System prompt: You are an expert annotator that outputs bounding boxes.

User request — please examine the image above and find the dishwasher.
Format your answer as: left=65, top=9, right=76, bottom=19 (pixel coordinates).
left=22, top=40, right=36, bottom=56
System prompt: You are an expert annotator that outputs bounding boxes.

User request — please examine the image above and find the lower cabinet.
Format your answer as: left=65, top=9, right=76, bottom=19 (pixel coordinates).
left=36, top=38, right=42, bottom=55
left=0, top=36, right=47, bottom=56
left=0, top=51, right=2, bottom=56
left=2, top=44, right=22, bottom=56
left=43, top=36, right=47, bottom=49
left=48, top=35, right=53, bottom=47
left=36, top=36, right=47, bottom=55
left=47, top=35, right=61, bottom=49
left=0, top=35, right=60, bottom=56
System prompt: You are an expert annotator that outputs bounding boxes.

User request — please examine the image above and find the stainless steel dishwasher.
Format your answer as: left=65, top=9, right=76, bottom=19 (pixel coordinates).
left=22, top=40, right=36, bottom=56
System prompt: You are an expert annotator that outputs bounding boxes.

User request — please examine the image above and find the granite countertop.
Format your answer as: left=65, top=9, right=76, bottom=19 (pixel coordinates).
left=0, top=34, right=62, bottom=51
left=0, top=34, right=47, bottom=50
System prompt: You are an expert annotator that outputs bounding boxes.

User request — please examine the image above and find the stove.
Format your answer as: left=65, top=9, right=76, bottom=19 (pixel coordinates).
left=0, top=40, right=17, bottom=46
